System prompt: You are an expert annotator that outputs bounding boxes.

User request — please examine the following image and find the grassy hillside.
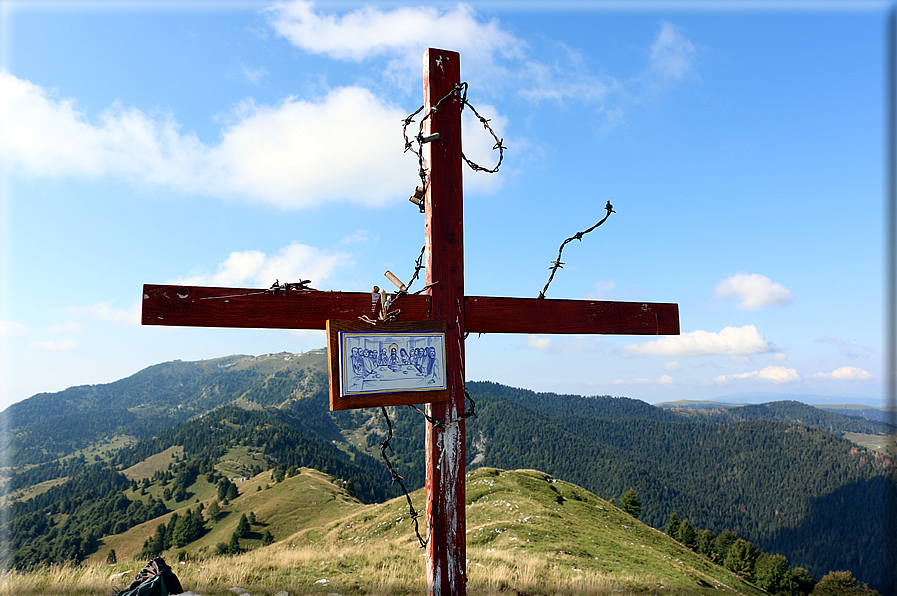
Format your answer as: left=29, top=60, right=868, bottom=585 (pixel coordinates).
left=3, top=351, right=893, bottom=592
left=13, top=467, right=768, bottom=596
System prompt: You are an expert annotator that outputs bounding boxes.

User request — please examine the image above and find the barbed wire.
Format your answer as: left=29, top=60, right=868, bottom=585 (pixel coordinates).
left=403, top=82, right=505, bottom=212
left=378, top=406, right=427, bottom=548
left=539, top=201, right=615, bottom=299
left=376, top=389, right=478, bottom=548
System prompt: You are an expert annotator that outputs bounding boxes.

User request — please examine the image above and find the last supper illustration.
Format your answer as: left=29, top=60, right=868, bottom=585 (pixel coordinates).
left=339, top=331, right=447, bottom=397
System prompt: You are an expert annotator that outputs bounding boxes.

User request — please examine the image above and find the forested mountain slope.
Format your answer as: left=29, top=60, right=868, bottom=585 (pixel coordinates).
left=1, top=352, right=893, bottom=591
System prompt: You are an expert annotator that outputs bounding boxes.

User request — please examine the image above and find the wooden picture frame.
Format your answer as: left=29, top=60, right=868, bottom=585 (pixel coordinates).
left=326, top=319, right=450, bottom=411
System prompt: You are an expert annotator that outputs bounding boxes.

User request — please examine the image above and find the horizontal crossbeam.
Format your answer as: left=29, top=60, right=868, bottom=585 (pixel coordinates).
left=143, top=284, right=678, bottom=336
left=465, top=296, right=679, bottom=336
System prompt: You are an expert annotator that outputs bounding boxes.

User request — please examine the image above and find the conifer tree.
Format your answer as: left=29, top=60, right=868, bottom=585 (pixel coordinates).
left=664, top=513, right=680, bottom=539
left=620, top=488, right=641, bottom=519
left=724, top=539, right=758, bottom=581
left=677, top=519, right=696, bottom=550
left=236, top=513, right=251, bottom=539
left=227, top=531, right=241, bottom=555
left=207, top=500, right=221, bottom=523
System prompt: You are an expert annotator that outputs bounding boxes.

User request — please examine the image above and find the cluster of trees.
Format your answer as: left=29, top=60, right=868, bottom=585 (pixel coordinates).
left=138, top=506, right=207, bottom=560
left=662, top=511, right=880, bottom=595
left=213, top=511, right=273, bottom=556
left=4, top=465, right=168, bottom=568
left=456, top=387, right=892, bottom=591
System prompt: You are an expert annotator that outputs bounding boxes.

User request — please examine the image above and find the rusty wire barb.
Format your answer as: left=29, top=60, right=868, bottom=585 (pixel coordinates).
left=376, top=390, right=477, bottom=548
left=539, top=201, right=615, bottom=299
left=197, top=279, right=317, bottom=301
left=379, top=406, right=427, bottom=548
left=407, top=389, right=477, bottom=428
left=403, top=82, right=505, bottom=212
left=267, top=279, right=316, bottom=294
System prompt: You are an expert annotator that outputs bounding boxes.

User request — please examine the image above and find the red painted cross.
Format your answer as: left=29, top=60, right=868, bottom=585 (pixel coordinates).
left=141, top=48, right=679, bottom=595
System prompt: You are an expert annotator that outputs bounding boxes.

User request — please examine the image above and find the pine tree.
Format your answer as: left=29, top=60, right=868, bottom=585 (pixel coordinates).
left=664, top=513, right=680, bottom=539
left=677, top=519, right=696, bottom=550
left=620, top=488, right=641, bottom=519
left=227, top=531, right=241, bottom=555
left=724, top=539, right=758, bottom=581
left=106, top=549, right=117, bottom=564
left=696, top=529, right=716, bottom=557
left=207, top=500, right=221, bottom=523
left=261, top=530, right=274, bottom=546
left=236, top=513, right=251, bottom=539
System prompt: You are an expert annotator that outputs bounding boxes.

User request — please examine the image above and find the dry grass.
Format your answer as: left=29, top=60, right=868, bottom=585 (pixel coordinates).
left=1, top=539, right=725, bottom=596
left=3, top=468, right=764, bottom=595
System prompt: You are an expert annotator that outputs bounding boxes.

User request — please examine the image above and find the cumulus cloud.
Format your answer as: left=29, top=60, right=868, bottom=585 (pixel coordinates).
left=731, top=366, right=801, bottom=384
left=0, top=73, right=427, bottom=208
left=266, top=1, right=523, bottom=88
left=0, top=71, right=509, bottom=207
left=811, top=366, right=872, bottom=381
left=622, top=325, right=775, bottom=359
left=649, top=22, right=697, bottom=81
left=0, top=320, right=28, bottom=337
left=664, top=361, right=683, bottom=370
left=714, top=272, right=793, bottom=311
left=173, top=241, right=349, bottom=288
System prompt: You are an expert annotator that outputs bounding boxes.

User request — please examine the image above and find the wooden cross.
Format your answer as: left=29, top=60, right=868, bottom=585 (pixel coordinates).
left=141, top=48, right=679, bottom=595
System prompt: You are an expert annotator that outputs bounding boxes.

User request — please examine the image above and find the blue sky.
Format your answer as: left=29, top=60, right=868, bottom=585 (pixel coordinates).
left=0, top=1, right=890, bottom=411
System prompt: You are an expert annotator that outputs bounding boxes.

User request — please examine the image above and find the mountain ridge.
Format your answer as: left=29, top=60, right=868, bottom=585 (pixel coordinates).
left=1, top=351, right=893, bottom=592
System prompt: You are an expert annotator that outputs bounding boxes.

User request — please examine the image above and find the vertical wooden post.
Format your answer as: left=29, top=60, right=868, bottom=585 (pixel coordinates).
left=423, top=48, right=466, bottom=595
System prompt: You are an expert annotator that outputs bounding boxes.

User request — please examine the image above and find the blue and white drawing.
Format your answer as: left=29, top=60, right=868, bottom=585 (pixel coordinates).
left=339, top=331, right=446, bottom=396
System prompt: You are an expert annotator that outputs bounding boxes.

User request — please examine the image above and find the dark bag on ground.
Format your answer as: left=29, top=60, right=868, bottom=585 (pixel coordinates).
left=116, top=557, right=183, bottom=596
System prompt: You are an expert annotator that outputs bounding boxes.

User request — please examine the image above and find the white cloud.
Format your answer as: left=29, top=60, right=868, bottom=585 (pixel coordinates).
left=266, top=1, right=524, bottom=88
left=0, top=320, right=28, bottom=337
left=664, top=361, right=683, bottom=370
left=731, top=366, right=801, bottom=384
left=30, top=339, right=78, bottom=351
left=526, top=336, right=552, bottom=351
left=173, top=241, right=350, bottom=288
left=649, top=21, right=696, bottom=81
left=811, top=366, right=872, bottom=381
left=714, top=272, right=793, bottom=311
left=0, top=72, right=428, bottom=209
left=519, top=44, right=621, bottom=105
left=68, top=301, right=141, bottom=326
left=622, top=324, right=775, bottom=359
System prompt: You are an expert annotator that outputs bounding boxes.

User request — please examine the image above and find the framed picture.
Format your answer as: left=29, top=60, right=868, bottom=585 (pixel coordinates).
left=326, top=319, right=450, bottom=410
